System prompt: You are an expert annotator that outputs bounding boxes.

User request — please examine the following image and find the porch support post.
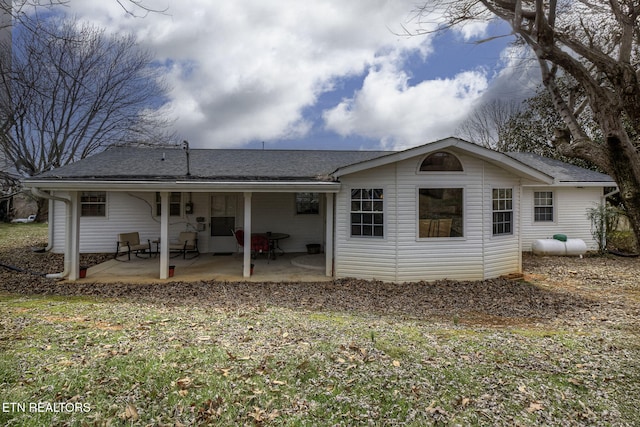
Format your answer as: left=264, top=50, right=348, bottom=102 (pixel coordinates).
left=243, top=192, right=252, bottom=278
left=159, top=191, right=170, bottom=279
left=68, top=191, right=81, bottom=280
left=325, top=193, right=334, bottom=277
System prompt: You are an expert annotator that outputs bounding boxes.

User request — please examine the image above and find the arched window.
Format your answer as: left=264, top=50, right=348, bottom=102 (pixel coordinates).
left=419, top=151, right=463, bottom=172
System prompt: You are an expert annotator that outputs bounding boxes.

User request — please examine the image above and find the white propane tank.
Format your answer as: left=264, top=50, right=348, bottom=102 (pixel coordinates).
left=564, top=239, right=588, bottom=255
left=532, top=238, right=587, bottom=256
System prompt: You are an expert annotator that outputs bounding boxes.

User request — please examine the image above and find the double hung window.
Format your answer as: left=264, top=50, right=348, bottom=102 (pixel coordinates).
left=350, top=189, right=384, bottom=237
left=534, top=191, right=554, bottom=222
left=492, top=188, right=513, bottom=235
left=81, top=191, right=106, bottom=217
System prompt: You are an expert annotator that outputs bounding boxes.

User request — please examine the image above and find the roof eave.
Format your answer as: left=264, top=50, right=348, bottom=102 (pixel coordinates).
left=24, top=179, right=342, bottom=193
left=523, top=181, right=617, bottom=188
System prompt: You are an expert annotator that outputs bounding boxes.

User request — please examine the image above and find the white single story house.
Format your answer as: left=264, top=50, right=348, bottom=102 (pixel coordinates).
left=24, top=137, right=615, bottom=282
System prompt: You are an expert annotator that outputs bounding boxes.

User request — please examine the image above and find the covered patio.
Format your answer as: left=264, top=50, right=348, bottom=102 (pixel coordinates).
left=75, top=252, right=330, bottom=284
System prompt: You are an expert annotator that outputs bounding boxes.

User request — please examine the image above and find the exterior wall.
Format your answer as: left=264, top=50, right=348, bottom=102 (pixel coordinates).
left=521, top=186, right=603, bottom=251
left=250, top=192, right=325, bottom=253
left=481, top=166, right=522, bottom=279
left=334, top=152, right=522, bottom=282
left=50, top=191, right=325, bottom=254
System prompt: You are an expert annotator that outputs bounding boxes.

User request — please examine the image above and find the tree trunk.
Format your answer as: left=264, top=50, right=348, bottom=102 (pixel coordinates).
left=35, top=196, right=48, bottom=223
left=605, top=135, right=640, bottom=247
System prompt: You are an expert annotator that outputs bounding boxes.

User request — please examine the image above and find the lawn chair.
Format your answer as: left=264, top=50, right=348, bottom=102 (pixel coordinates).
left=169, top=231, right=200, bottom=259
left=115, top=232, right=151, bottom=260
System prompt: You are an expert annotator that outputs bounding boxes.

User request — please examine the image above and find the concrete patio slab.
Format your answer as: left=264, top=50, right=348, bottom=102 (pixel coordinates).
left=75, top=253, right=330, bottom=284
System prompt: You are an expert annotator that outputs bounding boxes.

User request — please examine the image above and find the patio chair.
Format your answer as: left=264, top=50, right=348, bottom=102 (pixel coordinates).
left=115, top=232, right=151, bottom=260
left=232, top=229, right=270, bottom=260
left=169, top=231, right=200, bottom=259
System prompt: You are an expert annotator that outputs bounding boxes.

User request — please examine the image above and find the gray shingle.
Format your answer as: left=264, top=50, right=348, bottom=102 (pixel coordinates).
left=31, top=146, right=615, bottom=185
left=506, top=152, right=614, bottom=183
left=34, top=147, right=391, bottom=181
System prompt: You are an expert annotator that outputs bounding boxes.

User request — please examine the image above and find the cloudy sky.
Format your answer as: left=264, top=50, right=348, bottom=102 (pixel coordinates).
left=60, top=0, right=540, bottom=150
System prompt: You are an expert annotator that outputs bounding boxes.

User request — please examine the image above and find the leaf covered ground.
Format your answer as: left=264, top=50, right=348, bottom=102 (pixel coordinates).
left=1, top=223, right=639, bottom=426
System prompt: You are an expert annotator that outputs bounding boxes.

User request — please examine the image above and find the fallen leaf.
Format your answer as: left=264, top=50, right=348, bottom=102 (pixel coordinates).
left=123, top=404, right=139, bottom=421
left=176, top=377, right=192, bottom=389
left=527, top=402, right=544, bottom=413
left=392, top=360, right=401, bottom=367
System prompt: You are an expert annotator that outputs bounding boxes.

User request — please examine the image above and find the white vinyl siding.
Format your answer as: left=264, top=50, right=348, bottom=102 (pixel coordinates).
left=50, top=191, right=326, bottom=255
left=335, top=154, right=522, bottom=282
left=335, top=165, right=397, bottom=282
left=521, top=187, right=603, bottom=251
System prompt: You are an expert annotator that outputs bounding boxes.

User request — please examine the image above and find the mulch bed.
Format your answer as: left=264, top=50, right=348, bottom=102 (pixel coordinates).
left=2, top=244, right=638, bottom=328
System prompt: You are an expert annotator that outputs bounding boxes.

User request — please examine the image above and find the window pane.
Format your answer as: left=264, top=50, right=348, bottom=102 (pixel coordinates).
left=80, top=191, right=106, bottom=217
left=534, top=191, right=554, bottom=222
left=418, top=188, right=463, bottom=237
left=350, top=188, right=383, bottom=237
left=156, top=192, right=182, bottom=217
left=420, top=152, right=463, bottom=171
left=296, top=192, right=319, bottom=214
left=492, top=188, right=513, bottom=235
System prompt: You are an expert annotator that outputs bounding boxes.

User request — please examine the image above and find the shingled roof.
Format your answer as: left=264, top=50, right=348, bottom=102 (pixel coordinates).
left=30, top=144, right=614, bottom=186
left=506, top=152, right=614, bottom=184
left=33, top=146, right=391, bottom=182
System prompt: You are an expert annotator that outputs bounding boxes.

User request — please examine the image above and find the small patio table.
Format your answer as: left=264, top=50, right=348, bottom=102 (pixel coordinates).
left=254, top=232, right=290, bottom=260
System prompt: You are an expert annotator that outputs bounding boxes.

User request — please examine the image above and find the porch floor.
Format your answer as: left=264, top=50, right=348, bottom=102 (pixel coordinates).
left=75, top=252, right=330, bottom=284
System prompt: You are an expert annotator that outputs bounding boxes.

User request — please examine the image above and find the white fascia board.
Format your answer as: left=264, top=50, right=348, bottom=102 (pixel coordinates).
left=24, top=180, right=342, bottom=193
left=522, top=181, right=616, bottom=188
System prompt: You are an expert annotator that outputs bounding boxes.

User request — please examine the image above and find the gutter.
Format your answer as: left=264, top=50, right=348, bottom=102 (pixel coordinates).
left=31, top=188, right=71, bottom=279
left=25, top=179, right=342, bottom=193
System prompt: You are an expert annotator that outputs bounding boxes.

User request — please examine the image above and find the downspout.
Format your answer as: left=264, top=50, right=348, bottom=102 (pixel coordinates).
left=31, top=187, right=72, bottom=279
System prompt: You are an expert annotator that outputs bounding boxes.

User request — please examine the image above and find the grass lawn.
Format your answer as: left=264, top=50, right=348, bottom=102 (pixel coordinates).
left=1, top=223, right=639, bottom=426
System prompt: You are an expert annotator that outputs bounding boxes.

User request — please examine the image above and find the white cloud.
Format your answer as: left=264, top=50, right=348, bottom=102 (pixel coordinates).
left=60, top=0, right=502, bottom=149
left=323, top=60, right=489, bottom=150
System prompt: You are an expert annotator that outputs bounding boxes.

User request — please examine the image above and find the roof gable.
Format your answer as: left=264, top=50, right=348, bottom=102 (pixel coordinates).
left=332, top=137, right=555, bottom=184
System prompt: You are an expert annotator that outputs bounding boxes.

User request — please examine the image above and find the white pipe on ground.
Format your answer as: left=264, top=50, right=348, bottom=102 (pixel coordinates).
left=30, top=188, right=71, bottom=279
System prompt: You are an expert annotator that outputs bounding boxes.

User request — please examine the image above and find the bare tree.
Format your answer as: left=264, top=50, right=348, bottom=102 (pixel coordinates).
left=2, top=1, right=167, bottom=24
left=0, top=15, right=174, bottom=216
left=413, top=1, right=640, bottom=245
left=455, top=98, right=522, bottom=149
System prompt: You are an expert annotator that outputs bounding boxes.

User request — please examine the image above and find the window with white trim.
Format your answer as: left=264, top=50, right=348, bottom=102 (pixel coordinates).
left=350, top=189, right=384, bottom=237
left=418, top=188, right=463, bottom=238
left=492, top=188, right=513, bottom=235
left=295, top=192, right=320, bottom=215
left=534, top=191, right=554, bottom=222
left=419, top=151, right=463, bottom=171
left=156, top=192, right=182, bottom=216
left=81, top=191, right=106, bottom=217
